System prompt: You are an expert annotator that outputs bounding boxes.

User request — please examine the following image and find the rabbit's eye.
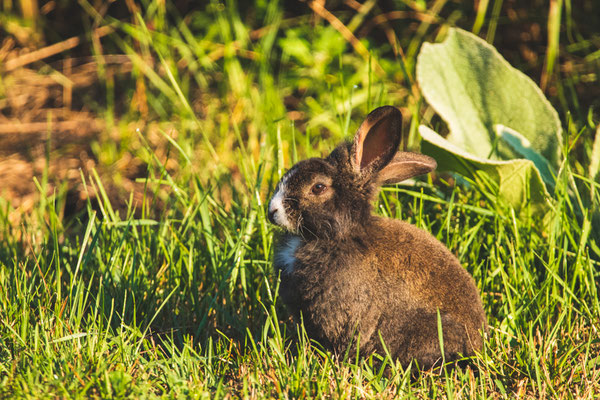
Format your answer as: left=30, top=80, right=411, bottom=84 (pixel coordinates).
left=311, top=183, right=327, bottom=195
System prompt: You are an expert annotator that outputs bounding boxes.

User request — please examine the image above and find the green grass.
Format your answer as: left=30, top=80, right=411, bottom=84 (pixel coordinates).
left=1, top=1, right=600, bottom=398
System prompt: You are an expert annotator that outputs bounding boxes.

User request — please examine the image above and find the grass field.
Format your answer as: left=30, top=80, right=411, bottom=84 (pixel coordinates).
left=1, top=1, right=599, bottom=398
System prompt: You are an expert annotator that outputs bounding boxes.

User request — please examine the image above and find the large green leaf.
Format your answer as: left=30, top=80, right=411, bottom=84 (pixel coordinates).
left=415, top=28, right=563, bottom=212
left=420, top=126, right=550, bottom=215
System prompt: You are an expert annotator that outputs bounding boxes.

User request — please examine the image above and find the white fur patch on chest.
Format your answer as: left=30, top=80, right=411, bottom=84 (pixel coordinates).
left=275, top=236, right=302, bottom=275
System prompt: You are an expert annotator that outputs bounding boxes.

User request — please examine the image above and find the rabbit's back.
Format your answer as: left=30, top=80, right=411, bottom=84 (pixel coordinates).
left=370, top=217, right=486, bottom=340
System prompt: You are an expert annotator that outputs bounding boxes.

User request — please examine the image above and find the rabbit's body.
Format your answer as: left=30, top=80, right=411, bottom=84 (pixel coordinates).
left=269, top=106, right=486, bottom=369
left=275, top=217, right=485, bottom=368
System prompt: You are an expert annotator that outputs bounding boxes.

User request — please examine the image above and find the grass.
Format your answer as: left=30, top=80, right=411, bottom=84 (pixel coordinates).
left=1, top=1, right=600, bottom=398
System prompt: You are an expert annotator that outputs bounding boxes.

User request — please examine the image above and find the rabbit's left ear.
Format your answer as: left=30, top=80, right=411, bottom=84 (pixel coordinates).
left=377, top=152, right=437, bottom=184
left=352, top=106, right=403, bottom=173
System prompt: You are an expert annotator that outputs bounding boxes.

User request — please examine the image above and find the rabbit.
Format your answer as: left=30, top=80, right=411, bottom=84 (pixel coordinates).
left=267, top=106, right=487, bottom=370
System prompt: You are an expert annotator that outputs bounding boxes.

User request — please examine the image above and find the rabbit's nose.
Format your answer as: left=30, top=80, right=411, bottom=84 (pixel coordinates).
left=268, top=208, right=277, bottom=224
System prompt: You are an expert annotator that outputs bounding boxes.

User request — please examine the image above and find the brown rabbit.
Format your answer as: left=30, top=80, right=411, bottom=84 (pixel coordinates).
left=268, top=106, right=487, bottom=369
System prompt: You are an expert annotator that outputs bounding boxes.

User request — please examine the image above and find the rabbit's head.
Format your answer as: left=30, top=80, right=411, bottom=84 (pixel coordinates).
left=268, top=106, right=436, bottom=239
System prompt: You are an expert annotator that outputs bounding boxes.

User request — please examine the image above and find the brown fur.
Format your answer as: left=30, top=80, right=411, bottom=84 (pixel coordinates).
left=268, top=106, right=487, bottom=369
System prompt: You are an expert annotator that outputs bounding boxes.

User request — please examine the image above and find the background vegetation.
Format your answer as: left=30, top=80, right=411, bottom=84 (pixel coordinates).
left=0, top=0, right=599, bottom=398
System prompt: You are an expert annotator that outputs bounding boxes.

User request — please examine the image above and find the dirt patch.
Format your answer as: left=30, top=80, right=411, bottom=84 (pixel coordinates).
left=0, top=52, right=151, bottom=219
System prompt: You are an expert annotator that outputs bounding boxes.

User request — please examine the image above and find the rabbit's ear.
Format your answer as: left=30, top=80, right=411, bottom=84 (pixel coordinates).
left=377, top=152, right=437, bottom=184
left=352, top=106, right=403, bottom=172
